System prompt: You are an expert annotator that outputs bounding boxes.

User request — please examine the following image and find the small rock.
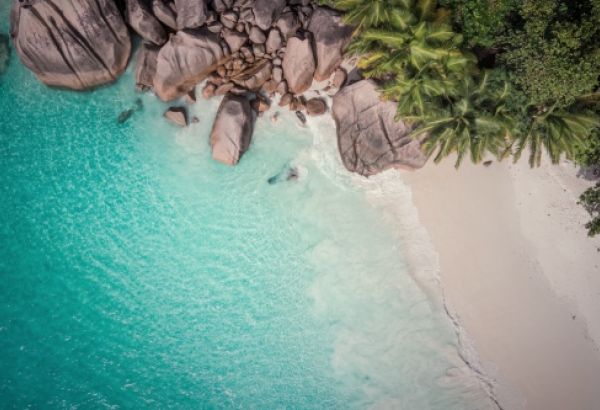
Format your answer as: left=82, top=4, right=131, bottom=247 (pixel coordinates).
left=251, top=95, right=271, bottom=114
left=222, top=29, right=248, bottom=53
left=306, top=98, right=327, bottom=116
left=332, top=68, right=347, bottom=89
left=221, top=11, right=238, bottom=29
left=272, top=67, right=283, bottom=83
left=276, top=80, right=288, bottom=95
left=295, top=111, right=307, bottom=125
left=253, top=44, right=266, bottom=58
left=164, top=106, right=188, bottom=127
left=279, top=93, right=293, bottom=107
left=275, top=11, right=301, bottom=39
left=265, top=29, right=283, bottom=54
left=185, top=88, right=197, bottom=104
left=203, top=82, right=217, bottom=99
left=207, top=21, right=224, bottom=33
left=192, top=116, right=200, bottom=123
left=215, top=82, right=235, bottom=95
left=249, top=26, right=266, bottom=44
left=262, top=79, right=279, bottom=95
left=270, top=112, right=279, bottom=123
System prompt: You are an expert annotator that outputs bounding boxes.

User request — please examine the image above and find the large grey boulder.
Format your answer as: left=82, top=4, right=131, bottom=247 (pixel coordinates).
left=332, top=80, right=427, bottom=176
left=253, top=0, right=286, bottom=31
left=10, top=0, right=131, bottom=90
left=307, top=7, right=353, bottom=81
left=175, top=0, right=208, bottom=30
left=125, top=0, right=167, bottom=46
left=282, top=36, right=315, bottom=94
left=153, top=29, right=227, bottom=101
left=152, top=0, right=178, bottom=30
left=135, top=43, right=159, bottom=91
left=210, top=94, right=255, bottom=166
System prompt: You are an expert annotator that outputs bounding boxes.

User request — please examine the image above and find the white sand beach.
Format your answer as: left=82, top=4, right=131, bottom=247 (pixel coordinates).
left=402, top=158, right=600, bottom=410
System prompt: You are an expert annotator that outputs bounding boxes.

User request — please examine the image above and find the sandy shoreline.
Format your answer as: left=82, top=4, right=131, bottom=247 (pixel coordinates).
left=401, top=158, right=600, bottom=410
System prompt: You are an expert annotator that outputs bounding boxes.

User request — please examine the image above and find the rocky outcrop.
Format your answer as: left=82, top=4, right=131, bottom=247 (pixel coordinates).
left=12, top=0, right=418, bottom=174
left=332, top=80, right=427, bottom=176
left=282, top=36, right=315, bottom=94
left=210, top=94, right=255, bottom=165
left=175, top=0, right=209, bottom=30
left=125, top=0, right=168, bottom=46
left=308, top=7, right=353, bottom=82
left=135, top=43, right=159, bottom=91
left=153, top=29, right=227, bottom=101
left=10, top=0, right=131, bottom=90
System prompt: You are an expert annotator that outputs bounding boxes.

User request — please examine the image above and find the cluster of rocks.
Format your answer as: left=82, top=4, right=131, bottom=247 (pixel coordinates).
left=9, top=0, right=427, bottom=174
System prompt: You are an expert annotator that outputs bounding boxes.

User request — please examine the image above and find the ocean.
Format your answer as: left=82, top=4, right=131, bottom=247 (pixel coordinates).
left=0, top=4, right=493, bottom=408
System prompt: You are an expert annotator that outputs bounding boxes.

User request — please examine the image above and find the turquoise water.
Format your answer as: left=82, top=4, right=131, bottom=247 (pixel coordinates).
left=0, top=7, right=492, bottom=409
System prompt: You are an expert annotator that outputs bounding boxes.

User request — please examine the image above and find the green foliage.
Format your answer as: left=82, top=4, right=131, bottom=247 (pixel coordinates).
left=513, top=109, right=600, bottom=167
left=579, top=182, right=600, bottom=237
left=332, top=0, right=474, bottom=119
left=328, top=0, right=600, bottom=177
left=500, top=0, right=600, bottom=108
left=575, top=129, right=600, bottom=168
left=410, top=71, right=513, bottom=167
left=319, top=0, right=414, bottom=30
left=439, top=0, right=519, bottom=47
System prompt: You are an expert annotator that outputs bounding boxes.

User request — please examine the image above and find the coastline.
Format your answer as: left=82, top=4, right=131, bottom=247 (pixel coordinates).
left=401, top=157, right=600, bottom=410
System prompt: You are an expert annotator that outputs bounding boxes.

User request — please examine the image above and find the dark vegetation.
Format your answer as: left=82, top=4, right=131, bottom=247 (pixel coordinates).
left=322, top=0, right=600, bottom=236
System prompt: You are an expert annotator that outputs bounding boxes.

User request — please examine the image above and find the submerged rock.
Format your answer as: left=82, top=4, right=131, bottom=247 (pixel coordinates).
left=210, top=94, right=255, bottom=165
left=0, top=34, right=9, bottom=76
left=117, top=109, right=135, bottom=124
left=117, top=98, right=143, bottom=124
left=332, top=80, right=427, bottom=176
left=153, top=29, right=227, bottom=101
left=164, top=106, right=188, bottom=127
left=268, top=164, right=300, bottom=185
left=11, top=0, right=131, bottom=90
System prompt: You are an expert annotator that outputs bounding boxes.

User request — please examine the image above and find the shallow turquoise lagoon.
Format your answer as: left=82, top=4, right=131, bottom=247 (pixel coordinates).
left=0, top=7, right=492, bottom=409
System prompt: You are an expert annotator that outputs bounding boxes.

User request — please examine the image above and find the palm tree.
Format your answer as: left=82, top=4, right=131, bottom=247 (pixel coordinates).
left=512, top=109, right=600, bottom=167
left=409, top=72, right=514, bottom=167
left=339, top=0, right=472, bottom=118
left=321, top=0, right=414, bottom=30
